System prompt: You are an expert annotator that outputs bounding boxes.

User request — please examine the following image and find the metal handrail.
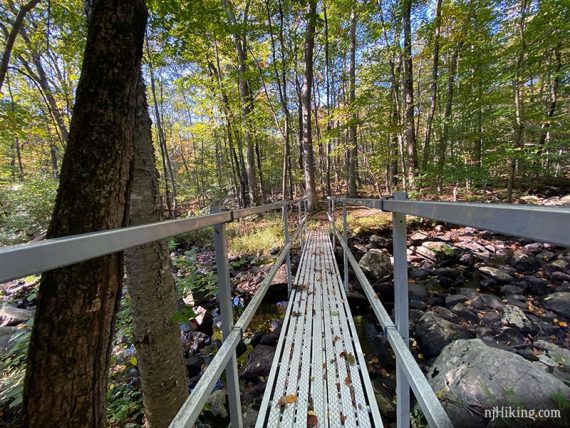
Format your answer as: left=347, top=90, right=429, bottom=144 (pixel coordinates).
left=328, top=195, right=570, bottom=428
left=171, top=241, right=292, bottom=427
left=334, top=230, right=452, bottom=428
left=0, top=200, right=295, bottom=283
left=330, top=197, right=570, bottom=247
left=0, top=198, right=307, bottom=428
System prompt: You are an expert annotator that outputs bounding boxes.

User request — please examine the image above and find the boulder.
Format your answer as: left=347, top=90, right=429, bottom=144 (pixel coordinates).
left=478, top=266, right=514, bottom=283
left=416, top=242, right=456, bottom=262
left=241, top=344, right=275, bottom=382
left=408, top=284, right=427, bottom=301
left=0, top=305, right=33, bottom=327
left=207, top=389, right=228, bottom=418
left=369, top=235, right=390, bottom=249
left=551, top=259, right=568, bottom=272
left=0, top=326, right=18, bottom=351
left=415, top=312, right=473, bottom=358
left=533, top=340, right=570, bottom=372
left=501, top=304, right=536, bottom=334
left=445, top=294, right=467, bottom=308
left=542, top=292, right=570, bottom=318
left=359, top=249, right=392, bottom=279
left=450, top=303, right=480, bottom=325
left=508, top=249, right=540, bottom=272
left=550, top=271, right=570, bottom=282
left=428, top=339, right=570, bottom=427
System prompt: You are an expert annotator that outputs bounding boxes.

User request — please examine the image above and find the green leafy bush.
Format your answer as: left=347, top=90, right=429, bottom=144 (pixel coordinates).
left=0, top=177, right=58, bottom=245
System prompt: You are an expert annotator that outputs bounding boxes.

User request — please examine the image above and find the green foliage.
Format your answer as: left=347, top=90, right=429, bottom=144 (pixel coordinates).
left=0, top=177, right=58, bottom=245
left=107, top=294, right=143, bottom=425
left=168, top=227, right=214, bottom=251
left=173, top=249, right=218, bottom=302
left=0, top=323, right=32, bottom=415
left=228, top=215, right=284, bottom=257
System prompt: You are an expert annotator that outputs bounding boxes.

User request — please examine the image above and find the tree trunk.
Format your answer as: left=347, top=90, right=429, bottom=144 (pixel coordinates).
left=421, top=0, right=442, bottom=171
left=507, top=0, right=528, bottom=203
left=324, top=2, right=332, bottom=197
left=222, top=0, right=257, bottom=205
left=0, top=0, right=41, bottom=93
left=537, top=41, right=561, bottom=155
left=210, top=45, right=248, bottom=206
left=147, top=43, right=176, bottom=217
left=402, top=0, right=417, bottom=187
left=23, top=1, right=147, bottom=427
left=18, top=26, right=70, bottom=146
left=301, top=0, right=318, bottom=211
left=437, top=42, right=463, bottom=181
left=347, top=8, right=358, bottom=198
left=124, top=77, right=187, bottom=428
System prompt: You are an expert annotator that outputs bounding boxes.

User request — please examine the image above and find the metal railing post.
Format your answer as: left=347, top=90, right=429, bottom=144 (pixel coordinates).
left=283, top=202, right=292, bottom=295
left=342, top=199, right=348, bottom=291
left=298, top=201, right=303, bottom=250
left=212, top=207, right=243, bottom=428
left=392, top=192, right=410, bottom=428
left=330, top=196, right=336, bottom=250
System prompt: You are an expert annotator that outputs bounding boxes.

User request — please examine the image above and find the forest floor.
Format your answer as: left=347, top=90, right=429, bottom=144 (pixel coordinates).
left=1, top=186, right=569, bottom=427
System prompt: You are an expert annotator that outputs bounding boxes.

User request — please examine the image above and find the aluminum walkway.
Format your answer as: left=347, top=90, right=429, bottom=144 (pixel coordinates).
left=256, top=230, right=383, bottom=427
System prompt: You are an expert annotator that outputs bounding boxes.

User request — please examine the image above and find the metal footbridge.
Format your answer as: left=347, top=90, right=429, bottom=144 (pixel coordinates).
left=1, top=195, right=568, bottom=428
left=256, top=229, right=382, bottom=427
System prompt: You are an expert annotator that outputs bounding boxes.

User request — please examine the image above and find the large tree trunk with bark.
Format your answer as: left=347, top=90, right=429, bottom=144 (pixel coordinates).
left=301, top=0, right=318, bottom=211
left=23, top=1, right=147, bottom=426
left=124, top=78, right=187, bottom=428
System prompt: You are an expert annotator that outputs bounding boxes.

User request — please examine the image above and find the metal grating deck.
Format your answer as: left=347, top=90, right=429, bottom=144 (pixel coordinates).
left=256, top=230, right=383, bottom=427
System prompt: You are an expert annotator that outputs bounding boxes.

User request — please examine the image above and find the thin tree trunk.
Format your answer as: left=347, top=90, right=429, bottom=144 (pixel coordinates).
left=301, top=0, right=318, bottom=211
left=347, top=7, right=358, bottom=197
left=6, top=78, right=25, bottom=179
left=125, top=77, right=187, bottom=428
left=147, top=42, right=176, bottom=217
left=421, top=0, right=442, bottom=171
left=324, top=2, right=332, bottom=196
left=402, top=0, right=417, bottom=188
left=0, top=0, right=41, bottom=93
left=210, top=44, right=248, bottom=206
left=507, top=0, right=528, bottom=203
left=437, top=42, right=463, bottom=181
left=222, top=0, right=258, bottom=205
left=537, top=41, right=561, bottom=155
left=18, top=26, right=69, bottom=145
left=23, top=2, right=147, bottom=426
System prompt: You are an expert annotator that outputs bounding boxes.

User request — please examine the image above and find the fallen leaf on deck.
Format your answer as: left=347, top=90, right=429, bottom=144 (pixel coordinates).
left=307, top=410, right=318, bottom=427
left=278, top=394, right=297, bottom=409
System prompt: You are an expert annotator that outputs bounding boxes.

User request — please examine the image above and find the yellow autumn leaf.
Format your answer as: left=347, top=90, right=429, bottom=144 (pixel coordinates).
left=286, top=394, right=297, bottom=404
left=130, top=356, right=138, bottom=366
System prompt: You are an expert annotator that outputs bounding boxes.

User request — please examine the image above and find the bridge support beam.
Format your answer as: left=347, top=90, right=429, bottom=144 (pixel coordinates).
left=342, top=199, right=348, bottom=291
left=213, top=208, right=243, bottom=428
left=392, top=192, right=410, bottom=428
left=283, top=203, right=292, bottom=295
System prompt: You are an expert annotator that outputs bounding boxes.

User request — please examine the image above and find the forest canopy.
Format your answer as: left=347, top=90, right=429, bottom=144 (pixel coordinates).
left=0, top=0, right=568, bottom=242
